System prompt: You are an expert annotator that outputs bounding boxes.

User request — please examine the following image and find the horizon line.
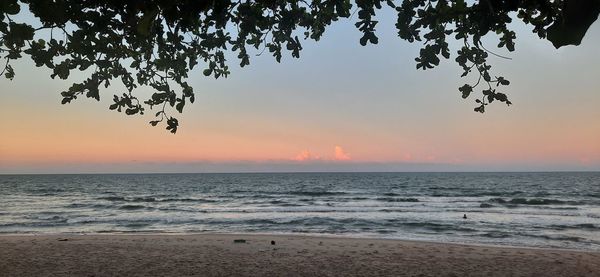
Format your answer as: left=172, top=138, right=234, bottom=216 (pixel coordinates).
left=1, top=170, right=599, bottom=175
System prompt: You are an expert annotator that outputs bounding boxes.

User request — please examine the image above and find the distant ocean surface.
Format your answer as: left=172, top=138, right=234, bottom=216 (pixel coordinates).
left=1, top=172, right=599, bottom=250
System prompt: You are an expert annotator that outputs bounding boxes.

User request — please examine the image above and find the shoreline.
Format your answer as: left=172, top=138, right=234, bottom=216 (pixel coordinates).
left=0, top=232, right=598, bottom=253
left=2, top=234, right=599, bottom=276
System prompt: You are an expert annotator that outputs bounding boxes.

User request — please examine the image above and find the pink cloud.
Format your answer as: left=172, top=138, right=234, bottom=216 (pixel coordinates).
left=293, top=150, right=320, bottom=161
left=334, top=146, right=351, bottom=161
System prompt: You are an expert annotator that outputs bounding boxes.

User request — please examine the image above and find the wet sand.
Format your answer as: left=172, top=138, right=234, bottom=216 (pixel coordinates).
left=1, top=234, right=599, bottom=276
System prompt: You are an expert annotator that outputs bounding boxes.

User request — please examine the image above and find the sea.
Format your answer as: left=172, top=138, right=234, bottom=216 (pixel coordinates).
left=1, top=172, right=599, bottom=250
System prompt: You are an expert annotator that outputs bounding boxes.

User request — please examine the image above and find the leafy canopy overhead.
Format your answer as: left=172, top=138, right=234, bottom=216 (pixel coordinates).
left=1, top=0, right=598, bottom=133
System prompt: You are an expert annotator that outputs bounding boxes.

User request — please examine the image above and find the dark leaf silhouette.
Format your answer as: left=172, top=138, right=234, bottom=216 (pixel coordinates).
left=1, top=0, right=597, bottom=132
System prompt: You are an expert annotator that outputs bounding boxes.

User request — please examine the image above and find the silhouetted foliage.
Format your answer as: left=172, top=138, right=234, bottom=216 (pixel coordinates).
left=1, top=0, right=598, bottom=132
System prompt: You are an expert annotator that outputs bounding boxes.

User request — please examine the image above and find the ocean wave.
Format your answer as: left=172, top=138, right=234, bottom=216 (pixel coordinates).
left=120, top=222, right=154, bottom=228
left=509, top=198, right=568, bottom=205
left=130, top=197, right=157, bottom=202
left=487, top=198, right=582, bottom=206
left=375, top=197, right=419, bottom=202
left=268, top=200, right=287, bottom=205
left=346, top=197, right=370, bottom=200
left=289, top=191, right=348, bottom=197
left=549, top=223, right=599, bottom=230
left=199, top=218, right=280, bottom=226
left=66, top=203, right=89, bottom=208
left=159, top=198, right=218, bottom=203
left=229, top=190, right=298, bottom=197
left=66, top=217, right=193, bottom=226
left=157, top=207, right=208, bottom=213
left=118, top=205, right=151, bottom=210
left=542, top=207, right=579, bottom=210
left=99, top=196, right=127, bottom=201
left=524, top=233, right=584, bottom=242
left=239, top=200, right=305, bottom=207
left=480, top=231, right=512, bottom=238
left=279, top=203, right=304, bottom=207
left=281, top=217, right=379, bottom=227
left=575, top=223, right=599, bottom=229
left=486, top=191, right=524, bottom=196
left=98, top=196, right=217, bottom=203
left=177, top=217, right=384, bottom=228
left=196, top=208, right=373, bottom=214
left=430, top=191, right=524, bottom=197
left=393, top=221, right=478, bottom=233
left=27, top=188, right=66, bottom=196
left=24, top=215, right=69, bottom=223
left=93, top=229, right=169, bottom=234
left=66, top=203, right=114, bottom=209
left=0, top=221, right=70, bottom=228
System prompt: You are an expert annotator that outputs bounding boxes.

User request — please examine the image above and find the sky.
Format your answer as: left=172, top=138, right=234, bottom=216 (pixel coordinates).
left=1, top=8, right=599, bottom=173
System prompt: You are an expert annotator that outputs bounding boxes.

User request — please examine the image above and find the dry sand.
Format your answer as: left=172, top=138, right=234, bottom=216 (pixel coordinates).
left=1, top=234, right=599, bottom=277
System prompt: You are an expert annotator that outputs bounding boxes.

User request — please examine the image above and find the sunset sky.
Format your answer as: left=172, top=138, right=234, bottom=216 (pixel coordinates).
left=1, top=10, right=599, bottom=173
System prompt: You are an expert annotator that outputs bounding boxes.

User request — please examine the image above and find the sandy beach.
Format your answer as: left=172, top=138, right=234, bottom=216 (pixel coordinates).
left=0, top=234, right=598, bottom=277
